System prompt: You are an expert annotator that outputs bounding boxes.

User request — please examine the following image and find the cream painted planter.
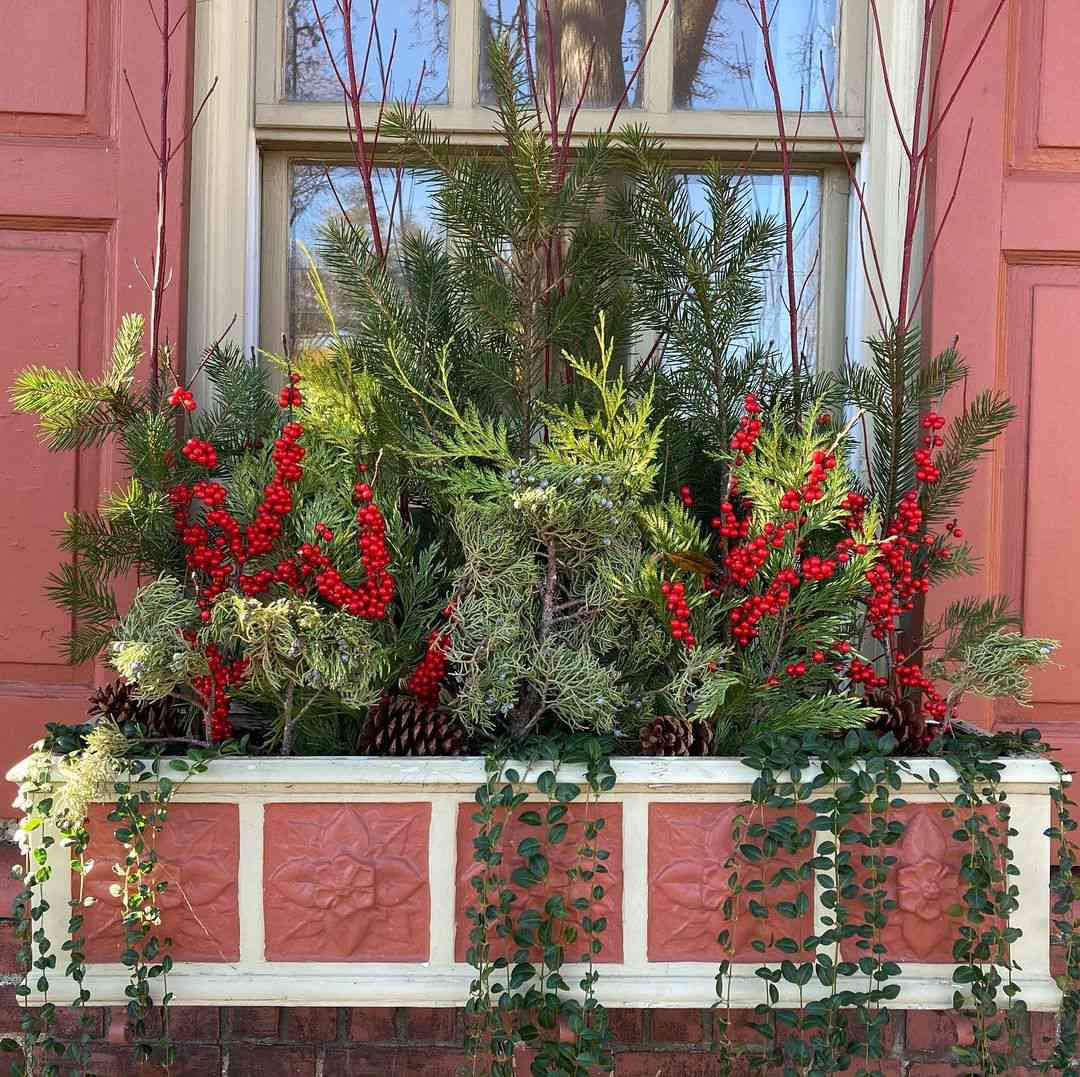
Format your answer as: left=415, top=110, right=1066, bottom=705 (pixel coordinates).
left=9, top=755, right=1061, bottom=1010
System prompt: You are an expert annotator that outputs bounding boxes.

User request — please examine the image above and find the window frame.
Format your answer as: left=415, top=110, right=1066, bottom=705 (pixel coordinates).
left=258, top=152, right=851, bottom=373
left=187, top=0, right=925, bottom=400
left=254, top=0, right=867, bottom=152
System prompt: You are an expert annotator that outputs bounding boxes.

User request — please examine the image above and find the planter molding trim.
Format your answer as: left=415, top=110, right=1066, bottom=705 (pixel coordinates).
left=9, top=756, right=1061, bottom=1010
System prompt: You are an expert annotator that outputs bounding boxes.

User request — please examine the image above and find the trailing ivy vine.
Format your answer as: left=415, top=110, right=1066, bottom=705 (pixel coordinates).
left=3, top=727, right=232, bottom=1077
left=714, top=727, right=1080, bottom=1077
left=465, top=735, right=616, bottom=1076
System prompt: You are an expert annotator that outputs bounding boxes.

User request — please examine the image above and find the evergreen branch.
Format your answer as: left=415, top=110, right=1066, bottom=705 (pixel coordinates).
left=920, top=389, right=1015, bottom=525
left=105, top=314, right=145, bottom=391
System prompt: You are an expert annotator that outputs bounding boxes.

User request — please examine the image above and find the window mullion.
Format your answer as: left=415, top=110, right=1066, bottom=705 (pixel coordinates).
left=451, top=0, right=478, bottom=110
left=643, top=0, right=673, bottom=114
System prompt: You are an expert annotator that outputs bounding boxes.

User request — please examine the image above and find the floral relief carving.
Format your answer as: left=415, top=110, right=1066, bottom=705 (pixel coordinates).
left=81, top=803, right=240, bottom=963
left=647, top=803, right=812, bottom=962
left=263, top=802, right=431, bottom=961
left=454, top=802, right=623, bottom=963
left=865, top=806, right=967, bottom=963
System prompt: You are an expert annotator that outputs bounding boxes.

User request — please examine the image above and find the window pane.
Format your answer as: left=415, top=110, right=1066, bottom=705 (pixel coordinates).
left=283, top=1, right=449, bottom=104
left=674, top=0, right=837, bottom=111
left=479, top=0, right=645, bottom=108
left=685, top=173, right=822, bottom=366
left=288, top=162, right=439, bottom=346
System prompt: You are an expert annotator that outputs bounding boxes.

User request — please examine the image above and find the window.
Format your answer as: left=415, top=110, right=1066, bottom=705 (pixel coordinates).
left=254, top=0, right=867, bottom=366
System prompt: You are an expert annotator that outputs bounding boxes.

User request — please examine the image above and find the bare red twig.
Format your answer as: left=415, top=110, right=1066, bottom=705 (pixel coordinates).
left=148, top=0, right=173, bottom=386
left=168, top=76, right=219, bottom=164
left=515, top=0, right=544, bottom=124
left=540, top=0, right=559, bottom=143
left=909, top=119, right=973, bottom=319
left=123, top=0, right=216, bottom=392
left=384, top=62, right=427, bottom=257
left=182, top=314, right=240, bottom=393
left=312, top=0, right=388, bottom=261
left=820, top=54, right=893, bottom=330
left=920, top=0, right=1008, bottom=149
left=868, top=0, right=913, bottom=158
left=557, top=43, right=596, bottom=185
left=838, top=0, right=1007, bottom=339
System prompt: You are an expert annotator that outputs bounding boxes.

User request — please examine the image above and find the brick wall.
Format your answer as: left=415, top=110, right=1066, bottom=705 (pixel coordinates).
left=0, top=844, right=1067, bottom=1076
left=0, top=1001, right=1062, bottom=1076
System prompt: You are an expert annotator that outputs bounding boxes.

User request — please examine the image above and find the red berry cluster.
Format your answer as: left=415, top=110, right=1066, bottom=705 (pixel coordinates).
left=724, top=534, right=770, bottom=587
left=711, top=498, right=749, bottom=541
left=895, top=656, right=947, bottom=720
left=292, top=479, right=396, bottom=620
left=863, top=491, right=929, bottom=642
left=660, top=580, right=695, bottom=648
left=408, top=630, right=450, bottom=708
left=182, top=438, right=217, bottom=469
left=168, top=386, right=196, bottom=412
left=161, top=377, right=404, bottom=740
left=800, top=449, right=837, bottom=504
left=801, top=553, right=837, bottom=582
left=840, top=491, right=867, bottom=531
left=730, top=394, right=763, bottom=456
left=846, top=657, right=884, bottom=688
left=913, top=412, right=946, bottom=484
left=279, top=371, right=303, bottom=409
left=191, top=642, right=249, bottom=741
left=192, top=480, right=228, bottom=507
left=245, top=422, right=305, bottom=559
left=171, top=420, right=308, bottom=617
left=728, top=568, right=799, bottom=646
left=679, top=484, right=694, bottom=509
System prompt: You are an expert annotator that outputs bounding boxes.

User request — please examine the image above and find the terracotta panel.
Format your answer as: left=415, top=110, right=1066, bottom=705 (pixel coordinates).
left=0, top=246, right=82, bottom=665
left=455, top=800, right=624, bottom=964
left=647, top=803, right=812, bottom=963
left=264, top=802, right=431, bottom=962
left=81, top=802, right=240, bottom=963
left=840, top=804, right=1003, bottom=964
left=0, top=1, right=88, bottom=116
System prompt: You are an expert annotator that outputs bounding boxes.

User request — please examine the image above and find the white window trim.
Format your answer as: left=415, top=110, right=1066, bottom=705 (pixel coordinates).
left=188, top=0, right=925, bottom=384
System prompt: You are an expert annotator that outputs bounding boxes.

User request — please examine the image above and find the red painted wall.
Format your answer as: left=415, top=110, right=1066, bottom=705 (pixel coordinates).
left=0, top=1, right=193, bottom=811
left=925, top=0, right=1080, bottom=771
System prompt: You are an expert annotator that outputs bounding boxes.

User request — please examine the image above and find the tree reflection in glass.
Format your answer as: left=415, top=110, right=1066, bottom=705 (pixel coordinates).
left=479, top=0, right=645, bottom=108
left=288, top=163, right=439, bottom=347
left=674, top=0, right=837, bottom=111
left=283, top=0, right=450, bottom=104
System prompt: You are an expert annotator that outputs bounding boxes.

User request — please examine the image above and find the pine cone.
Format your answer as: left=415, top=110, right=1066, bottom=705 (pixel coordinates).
left=639, top=714, right=713, bottom=757
left=865, top=688, right=934, bottom=755
left=358, top=693, right=470, bottom=757
left=87, top=680, right=184, bottom=739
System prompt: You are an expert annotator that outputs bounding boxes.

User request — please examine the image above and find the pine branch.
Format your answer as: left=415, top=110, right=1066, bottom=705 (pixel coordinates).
left=920, top=389, right=1015, bottom=525
left=104, top=314, right=145, bottom=391
left=45, top=562, right=120, bottom=664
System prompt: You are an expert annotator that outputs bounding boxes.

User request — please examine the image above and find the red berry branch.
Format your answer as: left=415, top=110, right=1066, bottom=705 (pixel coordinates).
left=408, top=630, right=451, bottom=709
left=164, top=375, right=398, bottom=740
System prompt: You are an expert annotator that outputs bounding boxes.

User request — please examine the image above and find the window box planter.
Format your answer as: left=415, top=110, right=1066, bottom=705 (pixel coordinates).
left=9, top=754, right=1061, bottom=1011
